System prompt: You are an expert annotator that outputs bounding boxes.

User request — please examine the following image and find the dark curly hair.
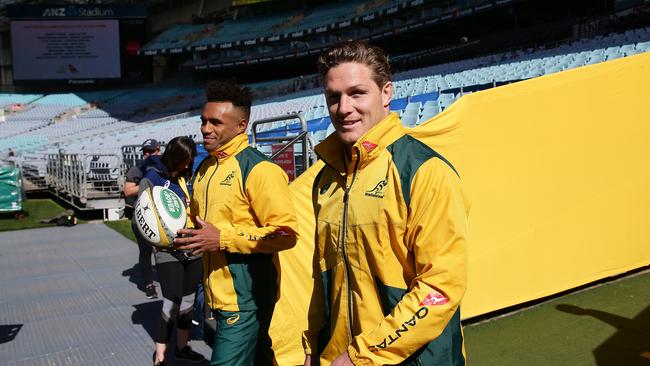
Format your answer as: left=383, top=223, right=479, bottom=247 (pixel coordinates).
left=205, top=79, right=252, bottom=120
left=317, top=40, right=391, bottom=88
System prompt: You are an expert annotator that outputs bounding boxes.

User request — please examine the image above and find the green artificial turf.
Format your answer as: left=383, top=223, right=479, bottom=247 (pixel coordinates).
left=464, top=269, right=650, bottom=366
left=0, top=198, right=84, bottom=231
left=104, top=219, right=136, bottom=243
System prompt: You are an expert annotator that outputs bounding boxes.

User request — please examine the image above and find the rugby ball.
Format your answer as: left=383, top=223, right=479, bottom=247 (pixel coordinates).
left=133, top=186, right=187, bottom=248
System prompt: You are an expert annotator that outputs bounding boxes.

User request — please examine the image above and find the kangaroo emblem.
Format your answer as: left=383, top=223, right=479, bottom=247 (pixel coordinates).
left=365, top=179, right=387, bottom=198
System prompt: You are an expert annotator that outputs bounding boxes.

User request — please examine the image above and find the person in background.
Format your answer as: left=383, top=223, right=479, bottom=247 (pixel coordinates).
left=138, top=136, right=205, bottom=366
left=123, top=139, right=160, bottom=299
left=39, top=209, right=77, bottom=226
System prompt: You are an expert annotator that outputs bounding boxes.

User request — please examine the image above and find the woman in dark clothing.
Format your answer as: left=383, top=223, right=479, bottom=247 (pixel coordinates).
left=138, top=136, right=205, bottom=366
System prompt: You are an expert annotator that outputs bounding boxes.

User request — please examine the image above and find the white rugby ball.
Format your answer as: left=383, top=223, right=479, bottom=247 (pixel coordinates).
left=134, top=186, right=187, bottom=248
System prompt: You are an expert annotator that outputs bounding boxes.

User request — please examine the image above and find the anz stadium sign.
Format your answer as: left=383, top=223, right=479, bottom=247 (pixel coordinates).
left=41, top=7, right=115, bottom=18
left=8, top=4, right=146, bottom=19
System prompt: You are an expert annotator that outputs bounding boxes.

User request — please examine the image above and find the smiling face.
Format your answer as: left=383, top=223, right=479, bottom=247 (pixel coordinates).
left=200, top=101, right=247, bottom=152
left=324, top=62, right=392, bottom=147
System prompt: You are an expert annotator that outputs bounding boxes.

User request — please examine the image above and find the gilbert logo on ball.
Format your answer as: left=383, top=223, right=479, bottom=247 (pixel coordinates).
left=134, top=186, right=187, bottom=248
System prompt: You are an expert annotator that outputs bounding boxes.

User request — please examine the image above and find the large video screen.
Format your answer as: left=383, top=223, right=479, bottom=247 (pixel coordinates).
left=11, top=19, right=121, bottom=80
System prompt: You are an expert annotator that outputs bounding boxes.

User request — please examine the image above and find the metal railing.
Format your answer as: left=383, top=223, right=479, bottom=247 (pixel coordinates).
left=46, top=152, right=122, bottom=207
left=20, top=157, right=48, bottom=191
left=16, top=113, right=318, bottom=212
left=250, top=113, right=317, bottom=178
left=121, top=145, right=145, bottom=173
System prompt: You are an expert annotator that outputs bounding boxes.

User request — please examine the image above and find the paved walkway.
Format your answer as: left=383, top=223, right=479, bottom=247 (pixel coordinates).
left=0, top=223, right=211, bottom=365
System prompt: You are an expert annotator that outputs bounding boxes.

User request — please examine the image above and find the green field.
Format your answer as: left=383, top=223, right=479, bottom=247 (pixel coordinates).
left=464, top=269, right=650, bottom=366
left=104, top=219, right=136, bottom=242
left=0, top=198, right=83, bottom=231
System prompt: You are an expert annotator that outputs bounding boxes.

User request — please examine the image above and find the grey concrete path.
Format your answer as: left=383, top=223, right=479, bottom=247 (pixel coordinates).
left=0, top=223, right=212, bottom=365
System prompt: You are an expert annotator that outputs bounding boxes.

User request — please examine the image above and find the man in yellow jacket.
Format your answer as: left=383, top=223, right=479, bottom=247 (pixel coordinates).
left=303, top=41, right=469, bottom=366
left=176, top=80, right=299, bottom=366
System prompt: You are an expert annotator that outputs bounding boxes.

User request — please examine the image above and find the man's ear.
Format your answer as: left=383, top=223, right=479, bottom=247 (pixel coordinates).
left=239, top=119, right=248, bottom=134
left=382, top=81, right=393, bottom=109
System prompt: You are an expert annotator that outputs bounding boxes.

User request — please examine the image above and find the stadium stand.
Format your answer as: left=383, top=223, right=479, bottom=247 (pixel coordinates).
left=140, top=24, right=207, bottom=53
left=1, top=21, right=648, bottom=210
left=141, top=0, right=407, bottom=54
left=0, top=93, right=42, bottom=108
left=3, top=3, right=650, bottom=365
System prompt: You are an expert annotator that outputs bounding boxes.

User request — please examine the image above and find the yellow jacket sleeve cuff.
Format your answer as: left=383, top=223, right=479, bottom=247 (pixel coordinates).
left=219, top=228, right=233, bottom=251
left=348, top=345, right=371, bottom=366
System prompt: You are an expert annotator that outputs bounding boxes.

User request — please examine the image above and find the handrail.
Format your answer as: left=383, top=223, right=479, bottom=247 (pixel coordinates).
left=250, top=113, right=316, bottom=172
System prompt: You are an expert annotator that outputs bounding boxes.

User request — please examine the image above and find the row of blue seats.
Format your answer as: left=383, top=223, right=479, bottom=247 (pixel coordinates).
left=141, top=0, right=409, bottom=53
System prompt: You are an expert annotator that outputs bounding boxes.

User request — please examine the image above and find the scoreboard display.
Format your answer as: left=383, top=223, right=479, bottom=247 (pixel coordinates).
left=8, top=4, right=148, bottom=85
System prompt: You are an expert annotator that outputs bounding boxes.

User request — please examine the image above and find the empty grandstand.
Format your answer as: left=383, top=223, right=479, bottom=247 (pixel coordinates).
left=1, top=2, right=650, bottom=366
left=0, top=0, right=647, bottom=216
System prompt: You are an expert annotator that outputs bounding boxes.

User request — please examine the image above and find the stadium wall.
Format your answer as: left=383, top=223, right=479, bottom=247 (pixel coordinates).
left=272, top=51, right=650, bottom=359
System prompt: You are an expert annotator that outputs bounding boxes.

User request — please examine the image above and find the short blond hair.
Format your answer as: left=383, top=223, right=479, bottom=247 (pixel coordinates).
left=317, top=40, right=391, bottom=88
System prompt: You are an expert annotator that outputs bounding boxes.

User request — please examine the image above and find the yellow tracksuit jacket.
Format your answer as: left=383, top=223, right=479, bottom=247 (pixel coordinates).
left=304, top=113, right=469, bottom=366
left=190, top=133, right=299, bottom=311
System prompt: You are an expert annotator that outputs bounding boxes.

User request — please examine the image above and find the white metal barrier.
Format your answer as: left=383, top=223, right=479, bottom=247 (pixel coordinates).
left=250, top=113, right=317, bottom=179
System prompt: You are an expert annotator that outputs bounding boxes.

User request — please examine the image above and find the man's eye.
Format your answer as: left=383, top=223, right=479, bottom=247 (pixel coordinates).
left=201, top=119, right=219, bottom=125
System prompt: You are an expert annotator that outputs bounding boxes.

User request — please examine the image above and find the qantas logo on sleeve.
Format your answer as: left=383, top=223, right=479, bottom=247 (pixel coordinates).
left=246, top=228, right=291, bottom=241
left=369, top=291, right=450, bottom=352
left=419, top=290, right=449, bottom=306
left=369, top=307, right=429, bottom=352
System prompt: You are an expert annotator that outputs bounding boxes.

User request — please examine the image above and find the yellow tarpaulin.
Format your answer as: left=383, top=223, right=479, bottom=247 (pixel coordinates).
left=269, top=52, right=650, bottom=363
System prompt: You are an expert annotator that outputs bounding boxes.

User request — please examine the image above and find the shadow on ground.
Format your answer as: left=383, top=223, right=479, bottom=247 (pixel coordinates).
left=556, top=304, right=650, bottom=366
left=132, top=301, right=161, bottom=341
left=122, top=263, right=147, bottom=291
left=131, top=301, right=209, bottom=365
left=0, top=324, right=22, bottom=344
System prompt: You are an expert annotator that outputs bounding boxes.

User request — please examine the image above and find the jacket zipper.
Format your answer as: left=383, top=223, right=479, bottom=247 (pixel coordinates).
left=201, top=157, right=218, bottom=221
left=202, top=157, right=218, bottom=308
left=340, top=154, right=359, bottom=340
